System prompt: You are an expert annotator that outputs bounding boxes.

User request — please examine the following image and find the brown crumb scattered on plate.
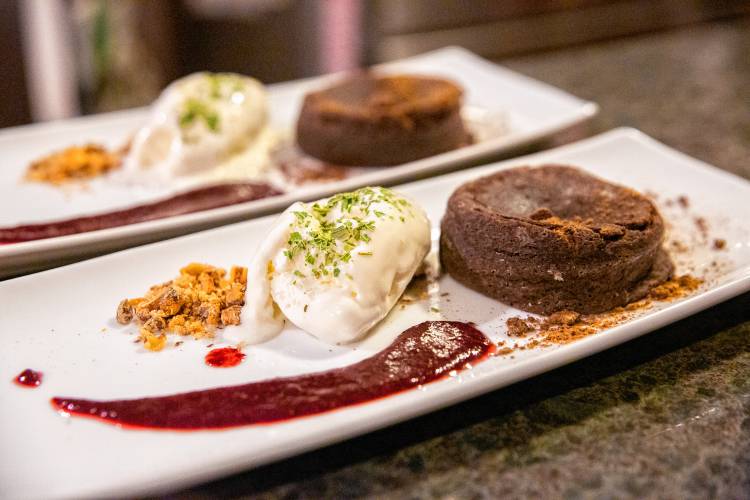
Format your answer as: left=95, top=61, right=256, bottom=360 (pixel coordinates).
left=693, top=216, right=709, bottom=238
left=506, top=317, right=533, bottom=337
left=25, top=144, right=121, bottom=185
left=116, top=263, right=247, bottom=351
left=500, top=274, right=703, bottom=354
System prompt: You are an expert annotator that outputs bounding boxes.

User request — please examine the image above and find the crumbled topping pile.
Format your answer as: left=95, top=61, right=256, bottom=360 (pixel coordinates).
left=25, top=144, right=121, bottom=185
left=116, top=263, right=247, bottom=351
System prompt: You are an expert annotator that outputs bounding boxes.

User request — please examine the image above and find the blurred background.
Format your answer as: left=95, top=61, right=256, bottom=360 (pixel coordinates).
left=2, top=0, right=749, bottom=128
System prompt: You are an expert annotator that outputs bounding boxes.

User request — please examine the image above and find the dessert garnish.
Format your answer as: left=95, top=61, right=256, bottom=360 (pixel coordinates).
left=52, top=321, right=492, bottom=430
left=25, top=144, right=121, bottom=185
left=205, top=347, right=246, bottom=368
left=501, top=274, right=703, bottom=353
left=232, top=186, right=431, bottom=344
left=116, top=263, right=247, bottom=351
left=0, top=182, right=280, bottom=244
left=14, top=369, right=43, bottom=388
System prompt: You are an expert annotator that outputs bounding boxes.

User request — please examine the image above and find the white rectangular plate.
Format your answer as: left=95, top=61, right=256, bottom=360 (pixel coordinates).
left=2, top=128, right=748, bottom=499
left=0, top=46, right=596, bottom=277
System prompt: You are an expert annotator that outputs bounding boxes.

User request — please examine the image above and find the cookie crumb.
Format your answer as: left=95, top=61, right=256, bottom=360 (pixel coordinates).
left=694, top=217, right=709, bottom=237
left=506, top=317, right=533, bottom=337
left=502, top=275, right=702, bottom=349
left=544, top=310, right=580, bottom=327
left=25, top=144, right=121, bottom=185
left=116, top=263, right=247, bottom=349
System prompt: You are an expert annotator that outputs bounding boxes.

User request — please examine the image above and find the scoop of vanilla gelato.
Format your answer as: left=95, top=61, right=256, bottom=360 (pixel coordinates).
left=229, top=187, right=431, bottom=344
left=124, top=72, right=271, bottom=181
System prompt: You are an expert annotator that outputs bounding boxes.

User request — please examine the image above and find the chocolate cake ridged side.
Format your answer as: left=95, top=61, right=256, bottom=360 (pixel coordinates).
left=296, top=75, right=469, bottom=166
left=439, top=165, right=673, bottom=314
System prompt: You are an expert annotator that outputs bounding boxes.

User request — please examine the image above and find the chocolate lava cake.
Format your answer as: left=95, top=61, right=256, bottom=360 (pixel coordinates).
left=296, top=74, right=470, bottom=166
left=440, top=165, right=673, bottom=314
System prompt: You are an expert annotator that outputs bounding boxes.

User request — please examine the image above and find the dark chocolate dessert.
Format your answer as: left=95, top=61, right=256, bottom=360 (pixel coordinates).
left=440, top=165, right=672, bottom=314
left=296, top=74, right=470, bottom=166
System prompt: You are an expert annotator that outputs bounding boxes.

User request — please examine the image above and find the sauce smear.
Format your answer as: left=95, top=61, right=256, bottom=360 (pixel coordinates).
left=205, top=347, right=246, bottom=368
left=274, top=146, right=349, bottom=185
left=51, top=321, right=492, bottom=430
left=14, top=369, right=43, bottom=388
left=0, top=182, right=281, bottom=244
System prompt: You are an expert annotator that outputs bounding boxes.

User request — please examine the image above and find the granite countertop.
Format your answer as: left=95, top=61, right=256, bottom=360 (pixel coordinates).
left=180, top=18, right=750, bottom=499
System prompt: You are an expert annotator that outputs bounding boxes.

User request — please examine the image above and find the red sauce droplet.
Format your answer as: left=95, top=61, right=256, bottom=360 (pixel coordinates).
left=51, top=321, right=493, bottom=430
left=14, top=369, right=43, bottom=388
left=0, top=182, right=281, bottom=244
left=205, top=347, right=246, bottom=368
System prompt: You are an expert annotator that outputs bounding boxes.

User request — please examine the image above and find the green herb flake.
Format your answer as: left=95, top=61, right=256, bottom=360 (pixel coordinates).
left=206, top=73, right=247, bottom=99
left=332, top=225, right=349, bottom=240
left=179, top=98, right=220, bottom=134
left=279, top=187, right=412, bottom=279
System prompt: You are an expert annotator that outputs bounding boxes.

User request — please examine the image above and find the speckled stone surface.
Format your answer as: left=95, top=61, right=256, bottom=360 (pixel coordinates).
left=177, top=18, right=750, bottom=499
left=504, top=17, right=750, bottom=179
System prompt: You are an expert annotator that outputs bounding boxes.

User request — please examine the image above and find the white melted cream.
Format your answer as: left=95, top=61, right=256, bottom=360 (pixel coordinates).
left=228, top=187, right=431, bottom=345
left=123, top=72, right=278, bottom=183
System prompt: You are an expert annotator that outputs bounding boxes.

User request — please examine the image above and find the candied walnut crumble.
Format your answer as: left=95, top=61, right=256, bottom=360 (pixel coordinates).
left=25, top=144, right=121, bottom=185
left=116, top=263, right=247, bottom=351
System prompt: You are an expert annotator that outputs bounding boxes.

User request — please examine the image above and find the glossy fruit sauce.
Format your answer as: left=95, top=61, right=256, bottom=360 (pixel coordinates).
left=205, top=347, right=246, bottom=368
left=0, top=182, right=281, bottom=244
left=14, top=369, right=43, bottom=388
left=51, top=321, right=492, bottom=430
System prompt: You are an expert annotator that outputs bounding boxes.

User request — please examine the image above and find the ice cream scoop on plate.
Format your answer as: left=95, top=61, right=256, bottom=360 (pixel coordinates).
left=228, top=187, right=431, bottom=344
left=123, top=72, right=278, bottom=183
